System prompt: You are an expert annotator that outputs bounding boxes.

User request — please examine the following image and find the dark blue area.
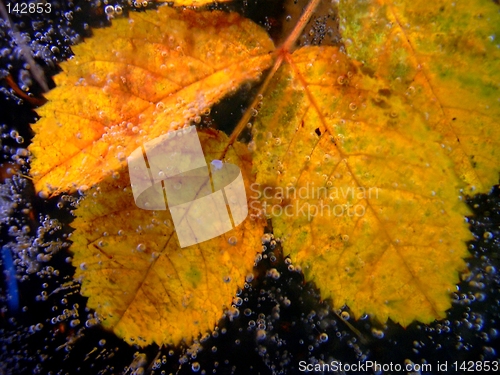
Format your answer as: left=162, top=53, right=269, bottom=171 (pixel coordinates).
left=1, top=246, right=19, bottom=312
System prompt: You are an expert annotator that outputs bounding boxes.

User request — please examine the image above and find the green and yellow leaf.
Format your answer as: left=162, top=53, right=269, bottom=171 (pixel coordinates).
left=252, top=46, right=472, bottom=325
left=339, top=0, right=500, bottom=191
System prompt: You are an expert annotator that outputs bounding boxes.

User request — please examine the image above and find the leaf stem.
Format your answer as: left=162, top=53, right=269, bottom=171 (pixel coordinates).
left=222, top=53, right=284, bottom=157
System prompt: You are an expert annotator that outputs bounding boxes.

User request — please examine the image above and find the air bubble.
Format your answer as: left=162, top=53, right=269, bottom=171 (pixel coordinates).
left=341, top=311, right=350, bottom=320
left=261, top=233, right=272, bottom=244
left=485, top=266, right=496, bottom=274
left=16, top=148, right=29, bottom=157
left=256, top=329, right=266, bottom=341
left=78, top=185, right=89, bottom=195
left=38, top=191, right=49, bottom=199
left=211, top=160, right=223, bottom=170
left=191, top=362, right=200, bottom=372
left=372, top=328, right=384, bottom=338
left=483, top=231, right=493, bottom=239
left=267, top=268, right=280, bottom=279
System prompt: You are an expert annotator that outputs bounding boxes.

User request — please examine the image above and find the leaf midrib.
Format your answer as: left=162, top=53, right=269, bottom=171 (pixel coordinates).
left=285, top=51, right=443, bottom=318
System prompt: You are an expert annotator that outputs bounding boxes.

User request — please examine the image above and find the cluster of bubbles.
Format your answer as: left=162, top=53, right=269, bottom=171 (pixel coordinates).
left=1, top=3, right=146, bottom=373
left=0, top=0, right=159, bottom=105
left=0, top=175, right=68, bottom=273
left=142, top=232, right=365, bottom=374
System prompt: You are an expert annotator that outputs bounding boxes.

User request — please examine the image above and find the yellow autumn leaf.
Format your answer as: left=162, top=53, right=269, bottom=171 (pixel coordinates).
left=339, top=0, right=500, bottom=192
left=28, top=0, right=500, bottom=345
left=72, top=128, right=263, bottom=346
left=29, top=6, right=273, bottom=197
left=252, top=45, right=475, bottom=326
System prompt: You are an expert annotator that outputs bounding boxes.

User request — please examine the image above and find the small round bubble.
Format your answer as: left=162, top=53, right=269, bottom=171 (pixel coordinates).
left=341, top=311, right=350, bottom=320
